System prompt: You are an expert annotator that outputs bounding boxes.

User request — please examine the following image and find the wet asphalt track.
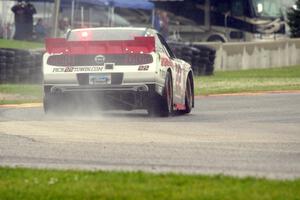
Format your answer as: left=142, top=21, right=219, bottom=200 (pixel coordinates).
left=0, top=93, right=300, bottom=179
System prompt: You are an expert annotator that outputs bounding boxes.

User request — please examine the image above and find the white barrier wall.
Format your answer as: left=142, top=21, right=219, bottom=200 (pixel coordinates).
left=198, top=39, right=300, bottom=71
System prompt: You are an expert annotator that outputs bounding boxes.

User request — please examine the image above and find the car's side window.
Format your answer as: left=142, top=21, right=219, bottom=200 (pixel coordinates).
left=155, top=34, right=165, bottom=53
left=160, top=42, right=171, bottom=58
left=157, top=34, right=176, bottom=59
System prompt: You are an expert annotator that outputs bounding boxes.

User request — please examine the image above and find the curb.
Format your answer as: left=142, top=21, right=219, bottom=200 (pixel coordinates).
left=0, top=103, right=42, bottom=108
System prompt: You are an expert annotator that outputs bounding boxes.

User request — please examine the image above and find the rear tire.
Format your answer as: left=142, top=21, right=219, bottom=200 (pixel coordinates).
left=44, top=94, right=55, bottom=114
left=183, top=77, right=193, bottom=114
left=147, top=72, right=173, bottom=117
left=44, top=93, right=66, bottom=114
left=147, top=94, right=162, bottom=117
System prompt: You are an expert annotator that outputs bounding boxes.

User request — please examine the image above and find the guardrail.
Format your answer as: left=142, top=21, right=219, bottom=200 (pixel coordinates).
left=197, top=39, right=300, bottom=71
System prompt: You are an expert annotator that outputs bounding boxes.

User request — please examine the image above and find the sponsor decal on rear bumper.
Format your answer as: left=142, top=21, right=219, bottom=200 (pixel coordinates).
left=52, top=66, right=104, bottom=73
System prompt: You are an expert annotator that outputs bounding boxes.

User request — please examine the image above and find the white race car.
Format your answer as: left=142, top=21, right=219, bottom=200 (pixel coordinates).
left=43, top=27, right=194, bottom=116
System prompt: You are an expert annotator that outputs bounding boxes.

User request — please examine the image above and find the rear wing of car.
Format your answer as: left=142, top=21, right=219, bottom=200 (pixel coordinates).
left=45, top=37, right=155, bottom=55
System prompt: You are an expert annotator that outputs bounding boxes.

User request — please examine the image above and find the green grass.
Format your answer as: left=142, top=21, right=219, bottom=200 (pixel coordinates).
left=0, top=84, right=42, bottom=97
left=0, top=39, right=44, bottom=50
left=0, top=84, right=42, bottom=105
left=195, top=66, right=300, bottom=95
left=0, top=167, right=299, bottom=200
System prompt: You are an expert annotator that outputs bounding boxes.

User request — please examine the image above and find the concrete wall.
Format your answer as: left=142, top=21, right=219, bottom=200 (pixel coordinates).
left=196, top=39, right=300, bottom=71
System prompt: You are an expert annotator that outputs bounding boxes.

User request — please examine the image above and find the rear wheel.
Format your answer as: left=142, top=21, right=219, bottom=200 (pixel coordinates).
left=183, top=77, right=193, bottom=114
left=148, top=72, right=173, bottom=117
left=44, top=93, right=66, bottom=114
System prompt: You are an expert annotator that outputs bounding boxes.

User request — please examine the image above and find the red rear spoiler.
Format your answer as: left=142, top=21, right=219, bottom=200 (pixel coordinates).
left=45, top=37, right=155, bottom=54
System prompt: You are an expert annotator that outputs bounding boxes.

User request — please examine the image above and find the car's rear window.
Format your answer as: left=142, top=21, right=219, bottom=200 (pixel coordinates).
left=68, top=29, right=146, bottom=41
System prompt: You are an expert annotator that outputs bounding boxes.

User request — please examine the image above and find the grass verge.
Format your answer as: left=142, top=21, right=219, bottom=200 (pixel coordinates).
left=0, top=99, right=41, bottom=105
left=0, top=84, right=42, bottom=96
left=0, top=84, right=42, bottom=105
left=0, top=66, right=300, bottom=104
left=195, top=66, right=300, bottom=95
left=0, top=167, right=299, bottom=200
left=0, top=39, right=44, bottom=50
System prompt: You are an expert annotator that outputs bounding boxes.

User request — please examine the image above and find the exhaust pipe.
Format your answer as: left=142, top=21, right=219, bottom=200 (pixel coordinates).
left=51, top=87, right=63, bottom=94
left=136, top=85, right=149, bottom=92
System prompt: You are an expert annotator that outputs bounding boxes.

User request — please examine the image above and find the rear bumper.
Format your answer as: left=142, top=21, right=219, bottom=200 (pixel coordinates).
left=49, top=84, right=150, bottom=94
left=44, top=84, right=156, bottom=110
